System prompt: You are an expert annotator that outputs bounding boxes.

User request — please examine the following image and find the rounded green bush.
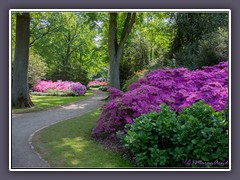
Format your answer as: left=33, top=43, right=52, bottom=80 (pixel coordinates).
left=98, top=85, right=108, bottom=91
left=118, top=101, right=228, bottom=167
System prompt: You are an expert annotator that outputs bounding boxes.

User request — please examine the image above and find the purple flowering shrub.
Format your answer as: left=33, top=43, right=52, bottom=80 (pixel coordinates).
left=108, top=87, right=124, bottom=100
left=70, top=82, right=87, bottom=95
left=33, top=80, right=86, bottom=95
left=92, top=62, right=228, bottom=136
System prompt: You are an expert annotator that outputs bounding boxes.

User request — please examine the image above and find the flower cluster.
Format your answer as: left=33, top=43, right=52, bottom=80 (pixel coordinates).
left=87, top=81, right=108, bottom=88
left=69, top=82, right=87, bottom=95
left=108, top=87, right=124, bottom=100
left=33, top=80, right=86, bottom=95
left=92, top=61, right=228, bottom=136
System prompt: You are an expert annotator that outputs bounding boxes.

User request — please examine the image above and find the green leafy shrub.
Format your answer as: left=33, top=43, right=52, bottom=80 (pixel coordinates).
left=197, top=27, right=228, bottom=68
left=99, top=85, right=108, bottom=91
left=171, top=101, right=229, bottom=167
left=174, top=42, right=199, bottom=70
left=122, top=69, right=148, bottom=92
left=46, top=64, right=90, bottom=87
left=118, top=101, right=229, bottom=167
left=28, top=53, right=47, bottom=90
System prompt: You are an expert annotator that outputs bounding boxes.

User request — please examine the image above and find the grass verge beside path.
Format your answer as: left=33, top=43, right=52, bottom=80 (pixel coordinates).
left=12, top=90, right=93, bottom=114
left=31, top=108, right=134, bottom=168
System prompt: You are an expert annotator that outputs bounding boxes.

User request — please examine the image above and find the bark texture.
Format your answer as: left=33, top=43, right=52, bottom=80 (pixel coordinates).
left=12, top=13, right=33, bottom=108
left=108, top=13, right=136, bottom=89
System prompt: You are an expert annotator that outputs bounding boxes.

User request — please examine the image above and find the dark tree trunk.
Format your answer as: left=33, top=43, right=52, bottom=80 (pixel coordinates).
left=12, top=13, right=33, bottom=108
left=108, top=12, right=136, bottom=90
left=110, top=57, right=120, bottom=89
left=108, top=13, right=120, bottom=89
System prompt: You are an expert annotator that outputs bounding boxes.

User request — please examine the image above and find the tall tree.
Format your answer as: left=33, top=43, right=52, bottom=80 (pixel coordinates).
left=169, top=13, right=228, bottom=61
left=32, top=12, right=101, bottom=84
left=166, top=12, right=229, bottom=69
left=119, top=12, right=174, bottom=86
left=108, top=12, right=136, bottom=89
left=12, top=13, right=33, bottom=108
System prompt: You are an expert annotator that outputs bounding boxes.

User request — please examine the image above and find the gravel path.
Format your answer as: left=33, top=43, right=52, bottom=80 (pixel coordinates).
left=11, top=90, right=107, bottom=168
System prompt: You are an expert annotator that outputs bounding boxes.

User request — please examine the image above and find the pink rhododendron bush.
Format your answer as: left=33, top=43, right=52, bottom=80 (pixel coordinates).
left=87, top=81, right=108, bottom=88
left=33, top=80, right=87, bottom=95
left=92, top=62, right=228, bottom=136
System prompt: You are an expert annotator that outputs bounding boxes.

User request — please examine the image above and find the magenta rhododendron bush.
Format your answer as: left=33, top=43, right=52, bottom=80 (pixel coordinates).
left=92, top=62, right=228, bottom=136
left=33, top=80, right=87, bottom=95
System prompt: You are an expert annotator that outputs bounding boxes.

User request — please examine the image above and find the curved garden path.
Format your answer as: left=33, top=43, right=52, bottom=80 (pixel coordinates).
left=11, top=90, right=107, bottom=168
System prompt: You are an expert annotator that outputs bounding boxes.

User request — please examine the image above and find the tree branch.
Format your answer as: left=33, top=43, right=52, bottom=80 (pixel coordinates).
left=29, top=25, right=62, bottom=47
left=120, top=13, right=132, bottom=42
left=117, top=13, right=136, bottom=57
left=12, top=37, right=16, bottom=44
left=30, top=28, right=50, bottom=46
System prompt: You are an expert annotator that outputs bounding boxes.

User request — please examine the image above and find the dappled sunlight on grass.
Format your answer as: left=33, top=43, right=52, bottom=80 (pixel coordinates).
left=12, top=91, right=93, bottom=113
left=32, top=109, right=134, bottom=168
left=61, top=137, right=87, bottom=152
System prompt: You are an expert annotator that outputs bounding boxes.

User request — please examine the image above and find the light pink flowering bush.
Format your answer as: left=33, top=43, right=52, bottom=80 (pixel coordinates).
left=92, top=62, right=228, bottom=136
left=33, top=80, right=86, bottom=96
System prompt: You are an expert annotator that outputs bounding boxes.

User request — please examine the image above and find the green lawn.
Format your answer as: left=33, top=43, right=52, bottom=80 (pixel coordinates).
left=12, top=90, right=93, bottom=114
left=31, top=108, right=134, bottom=168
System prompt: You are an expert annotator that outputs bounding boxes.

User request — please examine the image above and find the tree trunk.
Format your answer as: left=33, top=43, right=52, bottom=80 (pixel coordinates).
left=108, top=13, right=119, bottom=89
left=110, top=57, right=120, bottom=89
left=12, top=13, right=33, bottom=108
left=108, top=12, right=136, bottom=89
